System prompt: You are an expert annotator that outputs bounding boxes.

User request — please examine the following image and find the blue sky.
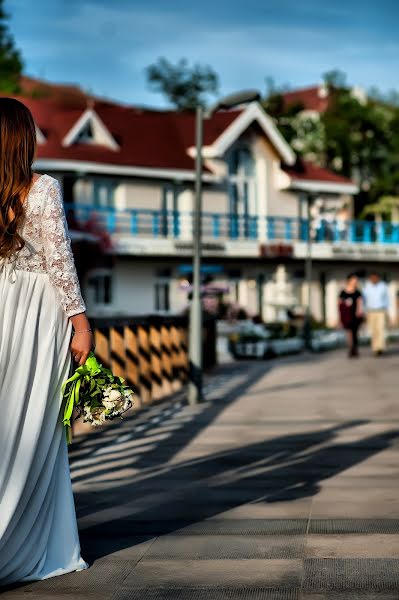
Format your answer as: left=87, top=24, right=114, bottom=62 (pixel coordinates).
left=5, top=0, right=399, bottom=107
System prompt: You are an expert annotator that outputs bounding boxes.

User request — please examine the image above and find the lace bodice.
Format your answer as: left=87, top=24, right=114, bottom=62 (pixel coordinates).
left=6, top=174, right=86, bottom=318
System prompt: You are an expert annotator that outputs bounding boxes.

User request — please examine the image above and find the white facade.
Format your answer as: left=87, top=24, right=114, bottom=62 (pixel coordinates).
left=35, top=102, right=399, bottom=327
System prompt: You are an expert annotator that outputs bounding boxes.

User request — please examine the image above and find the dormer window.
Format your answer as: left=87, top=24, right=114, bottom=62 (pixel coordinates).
left=75, top=121, right=95, bottom=144
left=62, top=108, right=119, bottom=151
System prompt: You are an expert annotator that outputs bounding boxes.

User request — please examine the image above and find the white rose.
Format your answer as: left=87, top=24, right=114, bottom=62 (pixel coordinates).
left=102, top=398, right=116, bottom=410
left=109, top=389, right=122, bottom=402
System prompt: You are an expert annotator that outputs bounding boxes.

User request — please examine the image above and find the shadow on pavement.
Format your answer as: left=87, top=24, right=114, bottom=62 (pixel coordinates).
left=77, top=423, right=399, bottom=564
left=68, top=351, right=399, bottom=564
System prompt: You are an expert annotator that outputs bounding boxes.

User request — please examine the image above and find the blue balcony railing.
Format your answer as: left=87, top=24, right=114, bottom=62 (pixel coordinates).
left=64, top=204, right=399, bottom=245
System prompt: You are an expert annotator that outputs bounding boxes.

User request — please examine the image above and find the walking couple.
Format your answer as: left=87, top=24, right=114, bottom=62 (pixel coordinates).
left=339, top=272, right=389, bottom=358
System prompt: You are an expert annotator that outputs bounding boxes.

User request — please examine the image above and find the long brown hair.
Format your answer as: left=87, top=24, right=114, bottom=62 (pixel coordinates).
left=0, top=98, right=37, bottom=260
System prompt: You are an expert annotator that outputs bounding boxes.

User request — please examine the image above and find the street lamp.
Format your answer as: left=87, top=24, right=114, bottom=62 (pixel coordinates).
left=188, top=89, right=261, bottom=405
left=303, top=192, right=315, bottom=350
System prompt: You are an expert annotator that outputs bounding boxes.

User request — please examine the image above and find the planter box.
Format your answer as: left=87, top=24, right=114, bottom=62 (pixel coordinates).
left=270, top=337, right=304, bottom=356
left=311, top=330, right=346, bottom=352
left=231, top=340, right=269, bottom=358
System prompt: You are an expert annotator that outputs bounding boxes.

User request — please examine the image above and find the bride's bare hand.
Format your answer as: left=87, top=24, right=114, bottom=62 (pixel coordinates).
left=70, top=331, right=94, bottom=366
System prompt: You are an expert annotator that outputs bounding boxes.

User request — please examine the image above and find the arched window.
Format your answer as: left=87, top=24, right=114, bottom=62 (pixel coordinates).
left=227, top=147, right=257, bottom=237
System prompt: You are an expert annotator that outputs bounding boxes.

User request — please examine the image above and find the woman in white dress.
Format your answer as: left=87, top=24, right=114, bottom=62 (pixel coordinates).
left=0, top=98, right=93, bottom=585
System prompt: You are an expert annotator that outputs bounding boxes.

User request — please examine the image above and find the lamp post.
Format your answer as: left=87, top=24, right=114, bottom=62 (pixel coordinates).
left=187, top=89, right=261, bottom=405
left=303, top=192, right=314, bottom=350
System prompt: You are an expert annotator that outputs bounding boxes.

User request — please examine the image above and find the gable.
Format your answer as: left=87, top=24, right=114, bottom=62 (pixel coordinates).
left=61, top=108, right=119, bottom=151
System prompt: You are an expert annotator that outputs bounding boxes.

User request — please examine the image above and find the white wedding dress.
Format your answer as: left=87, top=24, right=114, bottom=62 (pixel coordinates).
left=0, top=174, right=88, bottom=585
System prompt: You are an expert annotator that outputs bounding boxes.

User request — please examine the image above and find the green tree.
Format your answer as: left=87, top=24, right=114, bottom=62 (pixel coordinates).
left=0, top=0, right=23, bottom=93
left=321, top=86, right=396, bottom=212
left=263, top=70, right=399, bottom=215
left=146, top=57, right=219, bottom=111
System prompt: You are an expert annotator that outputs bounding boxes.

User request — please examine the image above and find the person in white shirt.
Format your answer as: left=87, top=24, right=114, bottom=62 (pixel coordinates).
left=362, top=272, right=389, bottom=356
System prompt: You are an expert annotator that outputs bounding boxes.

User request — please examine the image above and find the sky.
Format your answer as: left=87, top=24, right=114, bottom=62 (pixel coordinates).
left=5, top=0, right=399, bottom=108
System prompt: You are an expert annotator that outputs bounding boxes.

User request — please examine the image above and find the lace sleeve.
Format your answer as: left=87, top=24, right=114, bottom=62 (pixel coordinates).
left=41, top=179, right=87, bottom=318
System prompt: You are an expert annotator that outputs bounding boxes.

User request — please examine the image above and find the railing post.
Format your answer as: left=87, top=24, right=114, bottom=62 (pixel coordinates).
left=333, top=221, right=340, bottom=242
left=172, top=210, right=180, bottom=238
left=268, top=217, right=275, bottom=240
left=212, top=214, right=220, bottom=238
left=230, top=214, right=239, bottom=239
left=349, top=221, right=356, bottom=242
left=250, top=216, right=258, bottom=240
left=284, top=217, right=292, bottom=241
left=131, top=211, right=138, bottom=235
left=300, top=218, right=307, bottom=241
left=107, top=211, right=116, bottom=233
left=152, top=212, right=160, bottom=237
left=363, top=222, right=372, bottom=243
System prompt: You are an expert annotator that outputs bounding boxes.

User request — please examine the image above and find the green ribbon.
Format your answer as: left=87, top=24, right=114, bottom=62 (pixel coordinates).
left=62, top=351, right=103, bottom=444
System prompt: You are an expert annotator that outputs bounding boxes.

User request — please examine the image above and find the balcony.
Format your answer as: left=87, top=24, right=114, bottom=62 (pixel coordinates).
left=65, top=204, right=399, bottom=245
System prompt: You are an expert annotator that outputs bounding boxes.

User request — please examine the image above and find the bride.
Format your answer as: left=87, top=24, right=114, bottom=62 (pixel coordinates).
left=0, top=98, right=92, bottom=585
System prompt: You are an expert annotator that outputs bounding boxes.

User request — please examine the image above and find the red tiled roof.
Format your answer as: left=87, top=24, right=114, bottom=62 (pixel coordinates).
left=20, top=75, right=116, bottom=110
left=283, top=159, right=353, bottom=185
left=6, top=95, right=241, bottom=171
left=1, top=79, right=353, bottom=187
left=281, top=85, right=330, bottom=113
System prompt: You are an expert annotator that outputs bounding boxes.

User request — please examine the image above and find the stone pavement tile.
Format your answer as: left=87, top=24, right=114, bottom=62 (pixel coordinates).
left=144, top=535, right=305, bottom=560
left=310, top=499, right=399, bottom=518
left=305, top=534, right=399, bottom=558
left=303, top=558, right=399, bottom=590
left=121, top=559, right=303, bottom=588
left=112, top=588, right=301, bottom=599
left=77, top=494, right=311, bottom=524
left=309, top=519, right=399, bottom=535
left=203, top=498, right=312, bottom=519
left=3, top=557, right=133, bottom=596
left=301, top=593, right=399, bottom=599
left=80, top=534, right=155, bottom=562
left=312, top=490, right=399, bottom=504
left=79, top=518, right=309, bottom=537
left=320, top=473, right=399, bottom=486
left=0, top=594, right=111, bottom=600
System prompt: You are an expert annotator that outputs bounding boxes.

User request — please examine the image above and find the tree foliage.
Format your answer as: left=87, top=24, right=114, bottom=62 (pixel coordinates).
left=146, top=57, right=219, bottom=111
left=264, top=71, right=399, bottom=214
left=361, top=196, right=399, bottom=221
left=0, top=0, right=23, bottom=93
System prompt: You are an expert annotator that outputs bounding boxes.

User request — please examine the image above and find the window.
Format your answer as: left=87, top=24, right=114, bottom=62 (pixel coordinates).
left=155, top=269, right=171, bottom=311
left=161, top=184, right=180, bottom=236
left=227, top=147, right=257, bottom=237
left=228, top=148, right=256, bottom=211
left=93, top=178, right=117, bottom=208
left=155, top=282, right=170, bottom=311
left=87, top=269, right=113, bottom=305
left=76, top=121, right=95, bottom=144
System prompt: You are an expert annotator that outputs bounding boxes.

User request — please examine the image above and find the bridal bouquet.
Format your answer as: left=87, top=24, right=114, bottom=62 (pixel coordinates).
left=62, top=351, right=134, bottom=444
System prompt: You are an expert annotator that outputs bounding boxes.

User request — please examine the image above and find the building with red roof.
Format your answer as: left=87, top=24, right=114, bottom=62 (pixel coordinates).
left=2, top=80, right=372, bottom=325
left=281, top=84, right=331, bottom=114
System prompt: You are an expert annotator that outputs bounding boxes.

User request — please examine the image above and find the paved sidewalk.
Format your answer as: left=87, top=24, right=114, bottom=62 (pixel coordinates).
left=3, top=347, right=399, bottom=598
